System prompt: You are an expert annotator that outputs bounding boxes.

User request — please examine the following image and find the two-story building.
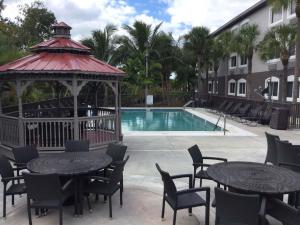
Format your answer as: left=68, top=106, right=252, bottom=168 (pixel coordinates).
left=208, top=0, right=299, bottom=102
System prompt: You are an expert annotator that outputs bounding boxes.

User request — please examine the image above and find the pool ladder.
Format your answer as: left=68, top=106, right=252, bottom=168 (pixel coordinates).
left=214, top=113, right=227, bottom=135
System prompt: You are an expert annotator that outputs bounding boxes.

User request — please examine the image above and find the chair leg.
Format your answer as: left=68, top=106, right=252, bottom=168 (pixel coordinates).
left=120, top=189, right=123, bottom=207
left=27, top=198, right=32, bottom=225
left=95, top=194, right=99, bottom=201
left=86, top=196, right=92, bottom=212
left=3, top=193, right=6, bottom=218
left=188, top=207, right=192, bottom=215
left=12, top=194, right=14, bottom=206
left=173, top=210, right=177, bottom=225
left=161, top=195, right=165, bottom=219
left=59, top=207, right=63, bottom=225
left=200, top=179, right=203, bottom=187
left=109, top=196, right=112, bottom=218
left=205, top=204, right=210, bottom=225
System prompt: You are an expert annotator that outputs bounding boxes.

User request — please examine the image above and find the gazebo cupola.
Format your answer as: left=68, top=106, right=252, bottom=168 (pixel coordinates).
left=52, top=22, right=72, bottom=39
left=0, top=22, right=126, bottom=153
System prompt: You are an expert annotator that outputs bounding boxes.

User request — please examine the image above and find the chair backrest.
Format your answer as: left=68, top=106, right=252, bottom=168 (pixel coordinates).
left=109, top=156, right=129, bottom=187
left=23, top=173, right=62, bottom=201
left=240, top=104, right=251, bottom=114
left=215, top=188, right=261, bottom=225
left=276, top=140, right=300, bottom=173
left=0, top=155, right=14, bottom=180
left=231, top=103, right=242, bottom=114
left=249, top=105, right=263, bottom=117
left=155, top=163, right=177, bottom=202
left=187, top=144, right=203, bottom=164
left=106, top=143, right=127, bottom=162
left=265, top=132, right=280, bottom=165
left=12, top=145, right=39, bottom=164
left=218, top=100, right=228, bottom=111
left=268, top=198, right=300, bottom=225
left=65, top=140, right=89, bottom=152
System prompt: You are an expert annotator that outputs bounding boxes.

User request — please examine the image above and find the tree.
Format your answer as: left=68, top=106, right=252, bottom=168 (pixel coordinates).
left=81, top=24, right=117, bottom=63
left=184, top=26, right=211, bottom=98
left=234, top=24, right=260, bottom=98
left=117, top=20, right=163, bottom=105
left=258, top=24, right=296, bottom=102
left=217, top=31, right=234, bottom=95
left=17, top=1, right=56, bottom=48
left=268, top=0, right=300, bottom=103
left=0, top=0, right=4, bottom=19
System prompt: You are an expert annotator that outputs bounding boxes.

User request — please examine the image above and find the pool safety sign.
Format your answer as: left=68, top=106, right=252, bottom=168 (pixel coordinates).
left=146, top=95, right=153, bottom=105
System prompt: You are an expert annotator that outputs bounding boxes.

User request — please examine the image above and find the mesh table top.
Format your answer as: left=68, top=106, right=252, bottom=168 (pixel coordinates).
left=27, top=152, right=112, bottom=176
left=207, top=161, right=300, bottom=195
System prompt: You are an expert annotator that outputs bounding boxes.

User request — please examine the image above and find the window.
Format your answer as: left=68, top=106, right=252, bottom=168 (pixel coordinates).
left=288, top=0, right=296, bottom=18
left=286, top=75, right=300, bottom=102
left=208, top=81, right=213, bottom=93
left=269, top=7, right=283, bottom=25
left=240, top=55, right=248, bottom=66
left=237, top=79, right=246, bottom=97
left=241, top=19, right=250, bottom=28
left=228, top=79, right=236, bottom=96
left=265, top=77, right=280, bottom=100
left=229, top=54, right=237, bottom=68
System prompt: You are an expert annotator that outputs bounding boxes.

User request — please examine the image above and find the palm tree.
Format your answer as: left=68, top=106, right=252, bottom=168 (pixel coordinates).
left=234, top=24, right=260, bottom=98
left=81, top=24, right=117, bottom=63
left=184, top=26, right=211, bottom=98
left=117, top=20, right=162, bottom=105
left=258, top=24, right=296, bottom=102
left=268, top=0, right=299, bottom=103
left=210, top=37, right=224, bottom=90
left=217, top=31, right=234, bottom=95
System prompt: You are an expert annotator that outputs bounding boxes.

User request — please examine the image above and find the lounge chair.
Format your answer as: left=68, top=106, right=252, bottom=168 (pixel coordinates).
left=240, top=104, right=264, bottom=123
left=208, top=100, right=228, bottom=113
left=226, top=102, right=242, bottom=115
left=230, top=103, right=251, bottom=118
left=219, top=101, right=234, bottom=114
left=244, top=104, right=272, bottom=126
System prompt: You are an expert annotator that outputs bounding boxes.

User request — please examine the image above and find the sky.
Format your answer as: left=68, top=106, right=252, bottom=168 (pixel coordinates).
left=2, top=0, right=261, bottom=40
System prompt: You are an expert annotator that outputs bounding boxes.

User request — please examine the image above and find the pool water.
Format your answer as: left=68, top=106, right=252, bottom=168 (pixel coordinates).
left=121, top=109, right=222, bottom=132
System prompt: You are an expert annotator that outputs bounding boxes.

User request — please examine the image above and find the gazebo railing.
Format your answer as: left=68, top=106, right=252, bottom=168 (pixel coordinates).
left=0, top=115, right=20, bottom=147
left=78, top=115, right=116, bottom=146
left=0, top=113, right=117, bottom=151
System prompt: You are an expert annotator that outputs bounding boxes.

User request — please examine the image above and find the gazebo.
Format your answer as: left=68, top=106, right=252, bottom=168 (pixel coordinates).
left=0, top=22, right=125, bottom=152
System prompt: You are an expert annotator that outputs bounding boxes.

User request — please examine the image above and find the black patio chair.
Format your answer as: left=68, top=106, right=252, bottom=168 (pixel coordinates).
left=267, top=198, right=300, bottom=225
left=264, top=132, right=280, bottom=165
left=278, top=162, right=300, bottom=208
left=0, top=155, right=26, bottom=218
left=106, top=143, right=128, bottom=165
left=23, top=173, right=73, bottom=225
left=12, top=145, right=39, bottom=177
left=215, top=188, right=267, bottom=225
left=155, top=163, right=210, bottom=225
left=85, top=156, right=129, bottom=218
left=187, top=144, right=227, bottom=187
left=64, top=140, right=89, bottom=152
left=276, top=140, right=300, bottom=172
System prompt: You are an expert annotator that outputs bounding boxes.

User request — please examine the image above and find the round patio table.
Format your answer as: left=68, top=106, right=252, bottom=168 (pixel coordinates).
left=207, top=161, right=300, bottom=195
left=27, top=151, right=112, bottom=215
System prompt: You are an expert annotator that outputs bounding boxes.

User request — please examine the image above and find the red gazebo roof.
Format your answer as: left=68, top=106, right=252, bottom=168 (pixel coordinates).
left=0, top=22, right=125, bottom=76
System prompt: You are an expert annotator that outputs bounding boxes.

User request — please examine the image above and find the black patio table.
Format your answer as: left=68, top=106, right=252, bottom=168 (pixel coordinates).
left=207, top=161, right=300, bottom=195
left=27, top=151, right=112, bottom=215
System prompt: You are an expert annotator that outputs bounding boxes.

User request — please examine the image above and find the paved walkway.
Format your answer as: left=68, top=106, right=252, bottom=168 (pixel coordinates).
left=2, top=108, right=299, bottom=225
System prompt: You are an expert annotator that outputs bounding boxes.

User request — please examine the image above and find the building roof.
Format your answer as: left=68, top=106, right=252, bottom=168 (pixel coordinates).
left=210, top=0, right=267, bottom=37
left=0, top=22, right=125, bottom=77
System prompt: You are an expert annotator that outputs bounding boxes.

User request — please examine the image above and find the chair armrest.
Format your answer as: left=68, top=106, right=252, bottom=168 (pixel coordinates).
left=88, top=176, right=110, bottom=182
left=2, top=176, right=24, bottom=182
left=202, top=156, right=228, bottom=162
left=62, top=179, right=73, bottom=192
left=278, top=162, right=300, bottom=170
left=177, top=187, right=210, bottom=195
left=267, top=198, right=300, bottom=223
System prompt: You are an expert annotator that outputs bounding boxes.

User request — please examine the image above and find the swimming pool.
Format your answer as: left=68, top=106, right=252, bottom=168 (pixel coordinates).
left=121, top=109, right=222, bottom=132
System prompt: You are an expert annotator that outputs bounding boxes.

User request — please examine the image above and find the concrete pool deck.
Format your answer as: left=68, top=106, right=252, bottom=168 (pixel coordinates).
left=1, top=108, right=300, bottom=225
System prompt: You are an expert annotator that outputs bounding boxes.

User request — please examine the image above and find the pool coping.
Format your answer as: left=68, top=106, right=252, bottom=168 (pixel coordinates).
left=121, top=107, right=256, bottom=137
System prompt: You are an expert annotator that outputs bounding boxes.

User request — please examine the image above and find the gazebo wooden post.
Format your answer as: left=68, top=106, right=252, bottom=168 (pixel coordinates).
left=118, top=79, right=122, bottom=141
left=114, top=81, right=120, bottom=141
left=72, top=77, right=79, bottom=140
left=0, top=82, right=2, bottom=115
left=16, top=80, right=24, bottom=146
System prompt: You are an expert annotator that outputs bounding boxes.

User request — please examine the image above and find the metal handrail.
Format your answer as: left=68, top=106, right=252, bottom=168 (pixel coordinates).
left=214, top=113, right=227, bottom=135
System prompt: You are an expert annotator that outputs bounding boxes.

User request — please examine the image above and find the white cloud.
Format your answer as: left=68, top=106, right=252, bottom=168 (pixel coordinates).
left=2, top=0, right=262, bottom=41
